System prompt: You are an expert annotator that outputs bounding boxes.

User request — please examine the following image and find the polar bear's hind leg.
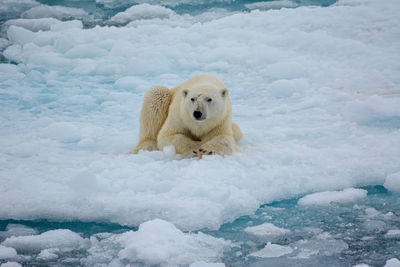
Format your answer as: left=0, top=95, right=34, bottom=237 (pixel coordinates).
left=132, top=86, right=172, bottom=153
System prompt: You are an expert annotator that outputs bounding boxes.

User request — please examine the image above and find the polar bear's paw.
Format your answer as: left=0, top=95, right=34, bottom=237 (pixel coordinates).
left=195, top=142, right=233, bottom=158
left=132, top=140, right=158, bottom=153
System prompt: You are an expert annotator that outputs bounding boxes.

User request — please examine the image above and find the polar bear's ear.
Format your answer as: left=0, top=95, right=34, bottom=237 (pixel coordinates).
left=221, top=88, right=228, bottom=97
left=183, top=90, right=188, bottom=97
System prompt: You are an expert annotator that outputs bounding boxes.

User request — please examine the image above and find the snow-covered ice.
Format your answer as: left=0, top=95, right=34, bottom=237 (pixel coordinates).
left=0, top=0, right=400, bottom=265
left=1, top=0, right=399, bottom=231
left=297, top=188, right=368, bottom=206
left=84, top=219, right=229, bottom=266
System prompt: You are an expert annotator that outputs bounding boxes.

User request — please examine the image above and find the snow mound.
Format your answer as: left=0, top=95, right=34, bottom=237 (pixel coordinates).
left=298, top=188, right=368, bottom=206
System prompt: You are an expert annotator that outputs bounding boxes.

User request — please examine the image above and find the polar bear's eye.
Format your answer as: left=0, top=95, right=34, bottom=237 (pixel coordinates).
left=207, top=98, right=212, bottom=102
left=190, top=98, right=195, bottom=102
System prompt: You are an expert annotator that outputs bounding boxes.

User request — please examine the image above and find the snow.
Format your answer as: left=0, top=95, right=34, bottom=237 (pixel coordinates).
left=1, top=229, right=89, bottom=253
left=384, top=172, right=400, bottom=192
left=244, top=223, right=290, bottom=237
left=250, top=242, right=293, bottom=258
left=298, top=188, right=368, bottom=206
left=0, top=0, right=399, bottom=261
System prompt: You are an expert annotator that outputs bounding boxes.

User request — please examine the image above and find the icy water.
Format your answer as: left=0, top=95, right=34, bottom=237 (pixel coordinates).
left=1, top=0, right=400, bottom=266
left=2, top=186, right=399, bottom=266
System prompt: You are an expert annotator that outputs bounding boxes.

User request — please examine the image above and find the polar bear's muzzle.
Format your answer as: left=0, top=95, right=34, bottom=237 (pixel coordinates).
left=193, top=110, right=206, bottom=121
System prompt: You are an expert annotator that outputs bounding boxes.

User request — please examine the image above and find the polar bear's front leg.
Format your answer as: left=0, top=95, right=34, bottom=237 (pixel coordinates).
left=198, top=135, right=237, bottom=156
left=158, top=133, right=200, bottom=158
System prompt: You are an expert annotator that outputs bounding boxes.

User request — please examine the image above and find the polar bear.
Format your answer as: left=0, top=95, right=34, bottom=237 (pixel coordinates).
left=132, top=74, right=242, bottom=157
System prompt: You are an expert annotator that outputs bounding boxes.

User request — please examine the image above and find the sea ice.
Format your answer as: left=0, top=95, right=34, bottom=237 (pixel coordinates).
left=189, top=262, right=225, bottom=267
left=0, top=245, right=17, bottom=260
left=245, top=0, right=298, bottom=10
left=385, top=258, right=400, bottom=267
left=384, top=172, right=400, bottom=192
left=0, top=262, right=22, bottom=267
left=385, top=230, right=400, bottom=239
left=244, top=223, right=290, bottom=238
left=36, top=248, right=59, bottom=261
left=0, top=0, right=399, bottom=239
left=292, top=232, right=349, bottom=258
left=298, top=188, right=368, bottom=206
left=250, top=242, right=293, bottom=258
left=21, top=4, right=87, bottom=20
left=109, top=4, right=174, bottom=25
left=85, top=219, right=230, bottom=266
left=0, top=224, right=38, bottom=239
left=1, top=229, right=89, bottom=253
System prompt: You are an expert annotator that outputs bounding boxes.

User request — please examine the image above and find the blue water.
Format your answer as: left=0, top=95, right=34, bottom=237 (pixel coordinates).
left=0, top=0, right=337, bottom=29
left=1, top=186, right=399, bottom=266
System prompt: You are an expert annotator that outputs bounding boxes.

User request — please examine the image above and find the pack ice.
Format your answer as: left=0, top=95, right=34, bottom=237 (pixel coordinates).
left=0, top=0, right=400, bottom=265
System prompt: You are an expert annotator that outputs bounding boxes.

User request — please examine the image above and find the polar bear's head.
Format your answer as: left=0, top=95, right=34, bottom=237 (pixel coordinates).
left=177, top=75, right=232, bottom=132
left=182, top=86, right=229, bottom=123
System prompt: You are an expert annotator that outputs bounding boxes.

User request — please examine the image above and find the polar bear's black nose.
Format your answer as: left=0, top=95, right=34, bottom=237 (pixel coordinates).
left=193, top=111, right=202, bottom=120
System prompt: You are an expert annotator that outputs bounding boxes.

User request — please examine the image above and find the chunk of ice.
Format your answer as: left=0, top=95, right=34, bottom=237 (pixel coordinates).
left=384, top=172, right=400, bottom=192
left=298, top=188, right=367, bottom=206
left=117, top=219, right=230, bottom=266
left=250, top=242, right=293, bottom=258
left=385, top=258, right=400, bottom=267
left=0, top=245, right=17, bottom=260
left=244, top=223, right=290, bottom=238
left=109, top=4, right=174, bottom=24
left=1, top=229, right=88, bottom=253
